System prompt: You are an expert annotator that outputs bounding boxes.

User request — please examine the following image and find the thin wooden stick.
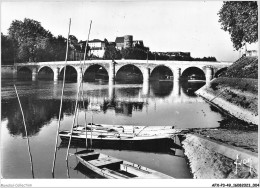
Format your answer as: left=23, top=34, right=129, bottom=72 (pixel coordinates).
left=52, top=18, right=71, bottom=177
left=66, top=82, right=81, bottom=161
left=81, top=20, right=92, bottom=149
left=91, top=113, right=93, bottom=149
left=14, top=85, right=34, bottom=178
left=80, top=80, right=88, bottom=149
left=66, top=158, right=70, bottom=178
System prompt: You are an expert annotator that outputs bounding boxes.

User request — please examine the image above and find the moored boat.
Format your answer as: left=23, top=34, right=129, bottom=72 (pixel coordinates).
left=59, top=130, right=175, bottom=151
left=59, top=124, right=182, bottom=153
left=74, top=150, right=174, bottom=179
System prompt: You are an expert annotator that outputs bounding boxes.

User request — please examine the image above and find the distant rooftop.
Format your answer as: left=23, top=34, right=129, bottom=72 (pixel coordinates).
left=115, top=37, right=124, bottom=43
left=89, top=39, right=104, bottom=43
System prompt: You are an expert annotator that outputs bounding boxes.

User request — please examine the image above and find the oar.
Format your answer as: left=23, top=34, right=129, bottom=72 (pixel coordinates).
left=14, top=85, right=35, bottom=178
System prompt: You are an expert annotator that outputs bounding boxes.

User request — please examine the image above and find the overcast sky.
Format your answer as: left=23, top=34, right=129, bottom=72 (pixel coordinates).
left=0, top=0, right=258, bottom=61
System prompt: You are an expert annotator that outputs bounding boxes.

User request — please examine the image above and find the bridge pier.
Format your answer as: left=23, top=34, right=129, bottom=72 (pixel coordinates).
left=53, top=67, right=59, bottom=81
left=174, top=68, right=181, bottom=81
left=205, top=67, right=213, bottom=83
left=13, top=66, right=17, bottom=79
left=142, top=67, right=150, bottom=83
left=142, top=80, right=150, bottom=96
left=32, top=67, right=37, bottom=81
left=173, top=80, right=180, bottom=96
left=77, top=67, right=83, bottom=83
left=109, top=61, right=115, bottom=81
left=142, top=67, right=150, bottom=96
left=108, top=79, right=115, bottom=102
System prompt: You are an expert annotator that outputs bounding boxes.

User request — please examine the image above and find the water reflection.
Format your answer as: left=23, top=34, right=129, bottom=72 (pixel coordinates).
left=150, top=81, right=173, bottom=97
left=2, top=78, right=228, bottom=179
left=1, top=80, right=209, bottom=137
left=2, top=98, right=61, bottom=137
left=181, top=81, right=205, bottom=97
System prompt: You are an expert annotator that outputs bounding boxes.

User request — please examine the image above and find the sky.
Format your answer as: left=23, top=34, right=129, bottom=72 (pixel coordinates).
left=0, top=0, right=258, bottom=61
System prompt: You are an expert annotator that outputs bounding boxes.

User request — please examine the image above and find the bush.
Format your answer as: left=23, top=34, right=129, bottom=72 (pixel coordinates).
left=220, top=56, right=258, bottom=79
left=210, top=77, right=258, bottom=94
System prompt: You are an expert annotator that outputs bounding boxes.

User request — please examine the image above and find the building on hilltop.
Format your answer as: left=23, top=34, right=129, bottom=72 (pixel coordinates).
left=69, top=35, right=150, bottom=60
left=115, top=36, right=125, bottom=50
left=115, top=35, right=149, bottom=51
left=156, top=51, right=191, bottom=58
left=78, top=39, right=106, bottom=58
left=88, top=39, right=106, bottom=58
left=69, top=37, right=85, bottom=61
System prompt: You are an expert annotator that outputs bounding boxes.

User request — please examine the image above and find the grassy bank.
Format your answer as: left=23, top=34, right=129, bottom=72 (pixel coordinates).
left=207, top=77, right=258, bottom=115
left=184, top=56, right=259, bottom=178
left=219, top=56, right=258, bottom=79
left=197, top=56, right=258, bottom=118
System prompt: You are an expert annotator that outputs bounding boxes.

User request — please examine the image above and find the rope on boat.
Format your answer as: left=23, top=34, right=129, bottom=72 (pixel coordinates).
left=52, top=18, right=71, bottom=176
left=14, top=85, right=35, bottom=178
left=135, top=126, right=147, bottom=136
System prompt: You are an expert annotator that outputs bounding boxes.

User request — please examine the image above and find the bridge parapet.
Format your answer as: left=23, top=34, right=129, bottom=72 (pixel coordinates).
left=14, top=59, right=233, bottom=82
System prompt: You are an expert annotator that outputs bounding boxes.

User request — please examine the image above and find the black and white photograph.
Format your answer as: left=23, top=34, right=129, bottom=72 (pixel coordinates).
left=0, top=0, right=258, bottom=187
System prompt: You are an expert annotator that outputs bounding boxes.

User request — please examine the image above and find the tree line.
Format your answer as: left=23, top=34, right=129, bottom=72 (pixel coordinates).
left=1, top=18, right=90, bottom=65
left=2, top=19, right=67, bottom=64
left=103, top=46, right=217, bottom=61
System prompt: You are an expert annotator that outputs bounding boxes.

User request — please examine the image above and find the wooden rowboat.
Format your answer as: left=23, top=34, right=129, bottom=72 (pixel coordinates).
left=59, top=130, right=176, bottom=152
left=75, top=150, right=174, bottom=179
left=59, top=124, right=181, bottom=153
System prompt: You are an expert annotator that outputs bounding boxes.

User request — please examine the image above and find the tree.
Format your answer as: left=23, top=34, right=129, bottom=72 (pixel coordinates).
left=69, top=35, right=78, bottom=45
left=218, top=1, right=258, bottom=50
left=8, top=18, right=53, bottom=62
left=103, top=46, right=121, bottom=60
left=1, top=33, right=15, bottom=65
left=51, top=35, right=67, bottom=61
left=121, top=47, right=147, bottom=60
left=104, top=38, right=109, bottom=46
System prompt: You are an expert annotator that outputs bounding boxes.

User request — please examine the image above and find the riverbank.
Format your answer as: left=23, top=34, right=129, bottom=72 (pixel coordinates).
left=1, top=65, right=14, bottom=79
left=181, top=56, right=258, bottom=179
left=195, top=77, right=258, bottom=125
left=181, top=133, right=258, bottom=179
left=195, top=56, right=258, bottom=125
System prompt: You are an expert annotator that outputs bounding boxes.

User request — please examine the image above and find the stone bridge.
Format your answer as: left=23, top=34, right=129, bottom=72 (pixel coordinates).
left=13, top=59, right=233, bottom=83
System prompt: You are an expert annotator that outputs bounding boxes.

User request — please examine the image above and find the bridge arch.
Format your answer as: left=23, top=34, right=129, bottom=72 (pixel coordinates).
left=17, top=67, right=32, bottom=80
left=214, top=67, right=228, bottom=78
left=181, top=66, right=206, bottom=81
left=59, top=65, right=78, bottom=82
left=83, top=64, right=109, bottom=82
left=150, top=65, right=173, bottom=81
left=38, top=66, right=54, bottom=80
left=115, top=64, right=143, bottom=83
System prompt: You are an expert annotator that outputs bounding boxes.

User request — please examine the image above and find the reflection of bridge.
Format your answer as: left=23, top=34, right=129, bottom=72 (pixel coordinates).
left=43, top=81, right=205, bottom=104
left=14, top=59, right=232, bottom=83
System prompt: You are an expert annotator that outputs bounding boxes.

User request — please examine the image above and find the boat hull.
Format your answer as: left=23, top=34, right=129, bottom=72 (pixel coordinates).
left=59, top=133, right=177, bottom=153
left=74, top=150, right=174, bottom=179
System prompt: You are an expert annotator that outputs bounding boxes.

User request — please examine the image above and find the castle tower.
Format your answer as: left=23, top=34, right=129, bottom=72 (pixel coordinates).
left=124, top=35, right=133, bottom=48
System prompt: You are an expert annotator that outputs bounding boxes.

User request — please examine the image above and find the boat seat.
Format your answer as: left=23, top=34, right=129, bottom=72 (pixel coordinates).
left=102, top=168, right=130, bottom=179
left=121, top=164, right=151, bottom=176
left=88, top=157, right=123, bottom=169
left=77, top=152, right=100, bottom=161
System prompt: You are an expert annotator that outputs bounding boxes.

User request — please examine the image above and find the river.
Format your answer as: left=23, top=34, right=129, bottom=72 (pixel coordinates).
left=1, top=77, right=228, bottom=179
